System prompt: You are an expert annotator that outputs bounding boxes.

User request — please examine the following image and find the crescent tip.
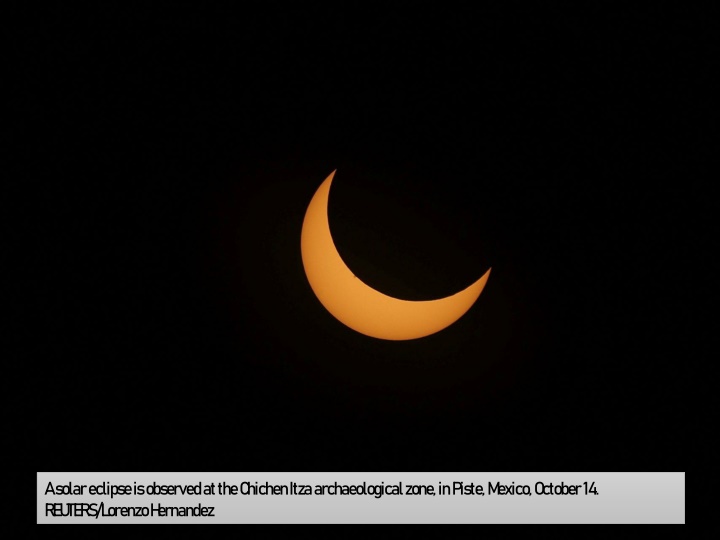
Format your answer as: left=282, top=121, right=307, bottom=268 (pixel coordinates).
left=320, top=169, right=336, bottom=188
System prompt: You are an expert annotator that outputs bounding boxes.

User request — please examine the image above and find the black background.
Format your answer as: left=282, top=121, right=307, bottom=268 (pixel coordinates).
left=26, top=6, right=705, bottom=474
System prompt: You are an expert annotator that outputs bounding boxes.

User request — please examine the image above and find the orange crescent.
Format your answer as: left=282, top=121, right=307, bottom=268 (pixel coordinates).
left=301, top=170, right=491, bottom=340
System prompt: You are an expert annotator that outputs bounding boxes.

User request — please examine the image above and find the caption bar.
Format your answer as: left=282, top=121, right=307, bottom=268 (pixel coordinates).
left=37, top=472, right=684, bottom=524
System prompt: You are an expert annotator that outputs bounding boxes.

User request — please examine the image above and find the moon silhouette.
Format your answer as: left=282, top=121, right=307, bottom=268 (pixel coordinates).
left=300, top=170, right=491, bottom=340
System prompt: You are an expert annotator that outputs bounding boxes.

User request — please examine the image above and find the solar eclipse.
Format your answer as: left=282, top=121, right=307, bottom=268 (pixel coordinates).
left=301, top=170, right=491, bottom=340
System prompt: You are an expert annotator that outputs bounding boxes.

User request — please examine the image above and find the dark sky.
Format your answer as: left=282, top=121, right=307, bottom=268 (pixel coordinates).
left=26, top=6, right=704, bottom=473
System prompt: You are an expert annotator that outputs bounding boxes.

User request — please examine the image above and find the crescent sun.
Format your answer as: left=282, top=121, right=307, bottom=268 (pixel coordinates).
left=300, top=170, right=491, bottom=340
